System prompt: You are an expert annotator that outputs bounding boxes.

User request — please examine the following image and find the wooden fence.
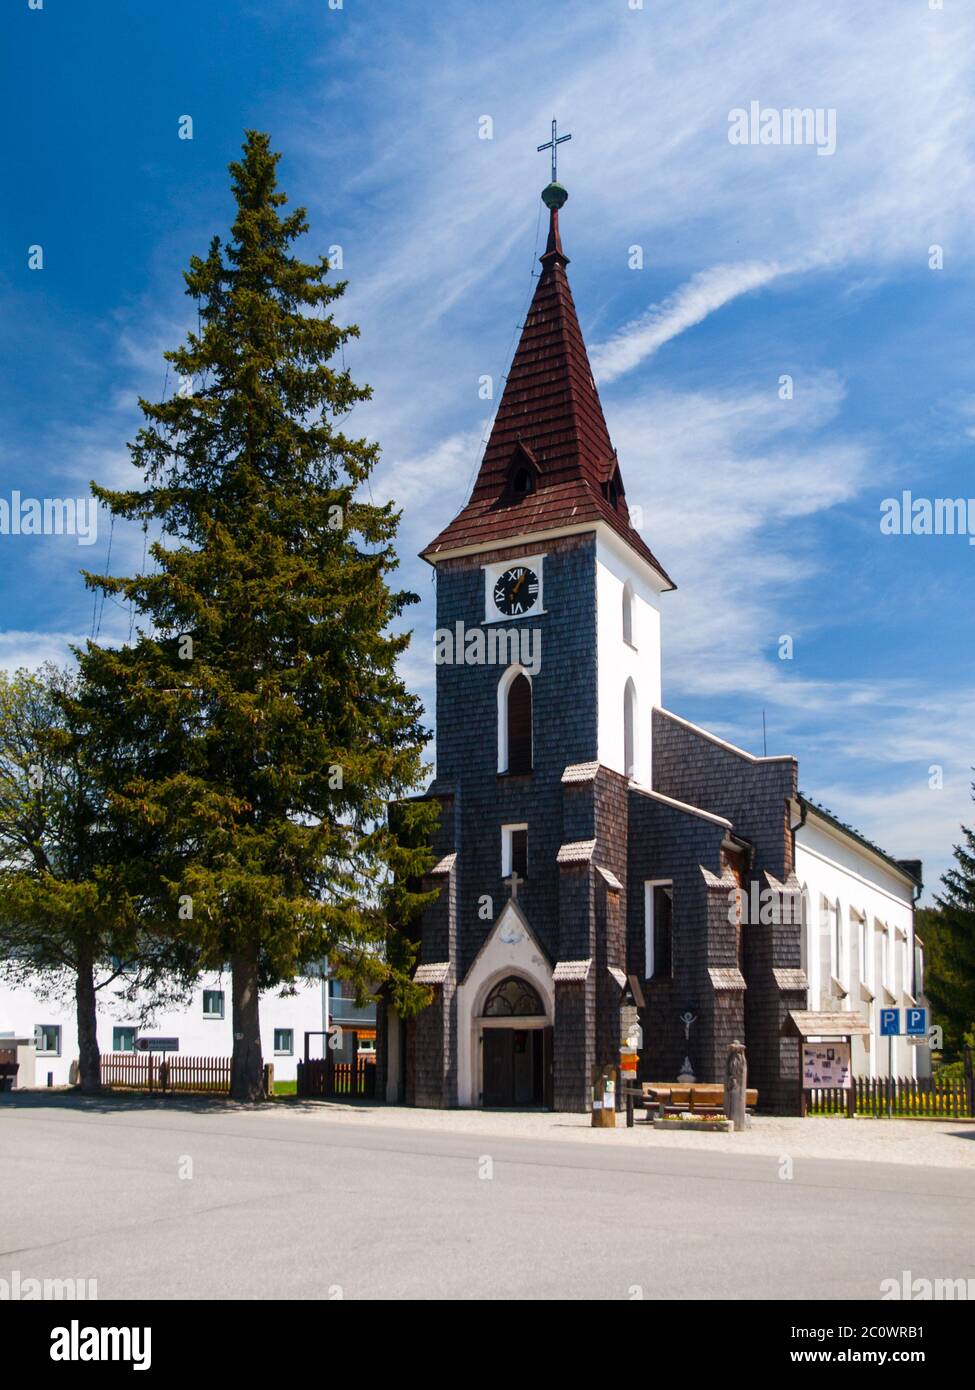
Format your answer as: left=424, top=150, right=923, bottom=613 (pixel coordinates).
left=100, top=1053, right=232, bottom=1094
left=807, top=1075, right=973, bottom=1118
left=296, top=1057, right=376, bottom=1099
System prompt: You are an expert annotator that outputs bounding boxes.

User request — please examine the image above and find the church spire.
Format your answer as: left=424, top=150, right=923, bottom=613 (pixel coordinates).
left=541, top=179, right=568, bottom=261
left=422, top=177, right=673, bottom=589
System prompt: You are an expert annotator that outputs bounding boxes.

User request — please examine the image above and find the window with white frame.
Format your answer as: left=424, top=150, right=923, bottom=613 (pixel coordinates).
left=202, top=989, right=225, bottom=1019
left=644, top=880, right=673, bottom=980
left=497, top=665, right=533, bottom=776
left=113, top=1027, right=137, bottom=1053
left=880, top=924, right=892, bottom=994
left=852, top=909, right=868, bottom=988
left=897, top=935, right=907, bottom=998
left=624, top=679, right=637, bottom=779
left=622, top=582, right=635, bottom=647
left=823, top=896, right=843, bottom=984
left=501, top=823, right=528, bottom=880
left=35, top=1024, right=61, bottom=1056
left=273, top=1028, right=293, bottom=1056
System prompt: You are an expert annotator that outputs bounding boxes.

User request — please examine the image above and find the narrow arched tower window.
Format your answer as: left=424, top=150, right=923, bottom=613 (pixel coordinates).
left=622, top=582, right=634, bottom=646
left=507, top=672, right=533, bottom=774
left=623, top=678, right=637, bottom=779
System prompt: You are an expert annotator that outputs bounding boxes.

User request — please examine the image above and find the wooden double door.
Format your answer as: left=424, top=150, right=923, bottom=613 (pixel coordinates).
left=482, top=1026, right=553, bottom=1108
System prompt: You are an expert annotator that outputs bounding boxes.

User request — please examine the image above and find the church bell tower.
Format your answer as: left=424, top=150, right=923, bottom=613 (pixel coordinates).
left=397, top=161, right=675, bottom=1112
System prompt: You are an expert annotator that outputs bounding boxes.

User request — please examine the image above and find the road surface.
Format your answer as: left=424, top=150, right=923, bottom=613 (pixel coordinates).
left=2, top=1095, right=972, bottom=1300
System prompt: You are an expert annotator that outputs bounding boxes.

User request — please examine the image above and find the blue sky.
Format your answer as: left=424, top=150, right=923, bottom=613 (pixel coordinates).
left=2, top=0, right=974, bottom=898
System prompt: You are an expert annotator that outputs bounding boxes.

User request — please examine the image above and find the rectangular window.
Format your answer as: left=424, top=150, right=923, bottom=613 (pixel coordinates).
left=273, top=1028, right=293, bottom=1056
left=35, top=1024, right=61, bottom=1056
left=327, top=979, right=377, bottom=1027
left=113, top=1027, right=137, bottom=1053
left=501, top=823, right=528, bottom=880
left=202, top=989, right=225, bottom=1019
left=851, top=909, right=867, bottom=987
left=823, top=896, right=843, bottom=984
left=880, top=924, right=891, bottom=994
left=644, top=881, right=673, bottom=979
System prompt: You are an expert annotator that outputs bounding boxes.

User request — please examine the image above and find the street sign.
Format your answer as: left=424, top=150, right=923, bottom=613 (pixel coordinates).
left=137, top=1037, right=179, bottom=1053
left=905, top=1007, right=927, bottom=1036
left=880, top=1009, right=900, bottom=1037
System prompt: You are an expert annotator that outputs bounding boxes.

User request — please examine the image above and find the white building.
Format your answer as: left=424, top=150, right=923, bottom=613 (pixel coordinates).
left=795, top=796, right=927, bottom=1080
left=0, top=968, right=375, bottom=1088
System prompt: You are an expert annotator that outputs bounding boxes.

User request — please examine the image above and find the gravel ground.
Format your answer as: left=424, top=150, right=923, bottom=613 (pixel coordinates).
left=259, top=1098, right=975, bottom=1169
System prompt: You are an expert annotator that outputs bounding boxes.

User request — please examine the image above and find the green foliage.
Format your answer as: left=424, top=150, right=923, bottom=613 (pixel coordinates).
left=77, top=132, right=437, bottom=1076
left=0, top=665, right=191, bottom=1027
left=922, top=791, right=975, bottom=1060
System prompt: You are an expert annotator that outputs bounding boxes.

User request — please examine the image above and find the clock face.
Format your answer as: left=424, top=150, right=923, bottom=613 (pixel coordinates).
left=493, top=565, right=539, bottom=617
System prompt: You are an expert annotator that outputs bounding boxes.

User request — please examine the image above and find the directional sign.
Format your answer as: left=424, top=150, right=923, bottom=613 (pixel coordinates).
left=905, top=1007, right=927, bottom=1036
left=879, top=1008, right=900, bottom=1037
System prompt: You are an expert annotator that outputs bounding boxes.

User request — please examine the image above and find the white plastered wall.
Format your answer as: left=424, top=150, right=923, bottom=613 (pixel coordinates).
left=595, top=529, right=663, bottom=788
left=0, top=971, right=327, bottom=1085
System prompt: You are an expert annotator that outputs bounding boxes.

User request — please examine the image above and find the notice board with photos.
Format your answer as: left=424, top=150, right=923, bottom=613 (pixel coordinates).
left=801, top=1041, right=852, bottom=1089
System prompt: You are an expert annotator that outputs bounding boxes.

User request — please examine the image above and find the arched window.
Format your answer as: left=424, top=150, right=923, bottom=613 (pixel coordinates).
left=499, top=668, right=532, bottom=775
left=622, top=582, right=635, bottom=646
left=623, top=678, right=637, bottom=779
left=482, top=975, right=545, bottom=1017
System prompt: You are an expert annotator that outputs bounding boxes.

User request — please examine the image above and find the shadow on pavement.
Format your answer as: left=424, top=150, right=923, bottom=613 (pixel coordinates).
left=0, top=1089, right=296, bottom=1117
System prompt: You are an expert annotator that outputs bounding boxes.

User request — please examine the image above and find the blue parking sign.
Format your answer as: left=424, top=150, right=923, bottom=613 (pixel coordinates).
left=880, top=1008, right=900, bottom=1036
left=906, top=1007, right=927, bottom=1036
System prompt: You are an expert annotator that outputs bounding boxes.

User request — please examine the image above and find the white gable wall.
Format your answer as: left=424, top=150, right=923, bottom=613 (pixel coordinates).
left=595, top=530, right=663, bottom=788
left=795, top=814, right=919, bottom=1079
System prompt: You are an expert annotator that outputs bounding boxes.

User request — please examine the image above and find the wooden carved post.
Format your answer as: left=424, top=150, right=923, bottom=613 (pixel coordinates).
left=725, top=1039, right=747, bottom=1132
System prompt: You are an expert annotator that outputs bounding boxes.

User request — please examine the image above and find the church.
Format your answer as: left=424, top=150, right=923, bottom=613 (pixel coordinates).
left=378, top=173, right=925, bottom=1115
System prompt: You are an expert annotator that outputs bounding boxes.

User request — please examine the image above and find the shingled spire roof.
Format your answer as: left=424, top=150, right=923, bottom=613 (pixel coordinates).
left=421, top=182, right=674, bottom=588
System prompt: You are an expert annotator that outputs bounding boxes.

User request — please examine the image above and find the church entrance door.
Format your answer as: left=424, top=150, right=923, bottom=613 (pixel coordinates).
left=483, top=1028, right=546, bottom=1107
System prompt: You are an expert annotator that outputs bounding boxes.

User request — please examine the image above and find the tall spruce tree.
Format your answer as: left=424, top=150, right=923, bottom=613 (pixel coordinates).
left=925, top=785, right=975, bottom=1059
left=79, top=132, right=435, bottom=1100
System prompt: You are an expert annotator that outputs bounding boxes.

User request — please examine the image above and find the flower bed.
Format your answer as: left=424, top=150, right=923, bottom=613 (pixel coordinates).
left=653, top=1114, right=731, bottom=1133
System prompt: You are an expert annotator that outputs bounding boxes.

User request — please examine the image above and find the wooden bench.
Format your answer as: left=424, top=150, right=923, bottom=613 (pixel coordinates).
left=639, top=1081, right=758, bottom=1119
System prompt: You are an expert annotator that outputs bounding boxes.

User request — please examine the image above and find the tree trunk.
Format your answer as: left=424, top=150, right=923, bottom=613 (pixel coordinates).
left=230, top=943, right=264, bottom=1102
left=76, top=951, right=101, bottom=1094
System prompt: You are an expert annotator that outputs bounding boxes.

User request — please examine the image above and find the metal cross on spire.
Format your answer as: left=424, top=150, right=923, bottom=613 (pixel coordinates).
left=537, top=118, right=572, bottom=183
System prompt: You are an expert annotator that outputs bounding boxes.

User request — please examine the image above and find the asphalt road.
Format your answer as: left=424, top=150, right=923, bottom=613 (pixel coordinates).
left=2, top=1096, right=973, bottom=1300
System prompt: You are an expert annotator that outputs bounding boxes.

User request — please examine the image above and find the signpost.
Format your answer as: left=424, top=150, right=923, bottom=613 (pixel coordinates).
left=787, top=1012, right=870, bottom=1117
left=136, top=1037, right=179, bottom=1054
left=879, top=1008, right=921, bottom=1117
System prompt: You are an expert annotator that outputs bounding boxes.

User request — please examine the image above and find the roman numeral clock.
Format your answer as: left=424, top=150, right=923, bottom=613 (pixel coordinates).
left=485, top=555, right=545, bottom=621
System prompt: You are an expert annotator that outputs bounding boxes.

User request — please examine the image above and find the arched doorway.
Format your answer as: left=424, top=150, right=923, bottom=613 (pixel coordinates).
left=480, top=975, right=550, bottom=1108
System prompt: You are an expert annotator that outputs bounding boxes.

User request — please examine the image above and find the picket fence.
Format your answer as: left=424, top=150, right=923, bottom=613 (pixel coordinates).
left=296, top=1056, right=376, bottom=1099
left=100, top=1052, right=231, bottom=1094
left=807, top=1074, right=973, bottom=1118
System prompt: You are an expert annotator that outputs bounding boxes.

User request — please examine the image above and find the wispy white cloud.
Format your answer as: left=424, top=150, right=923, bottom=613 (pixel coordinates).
left=591, top=260, right=788, bottom=383
left=0, top=630, right=89, bottom=672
